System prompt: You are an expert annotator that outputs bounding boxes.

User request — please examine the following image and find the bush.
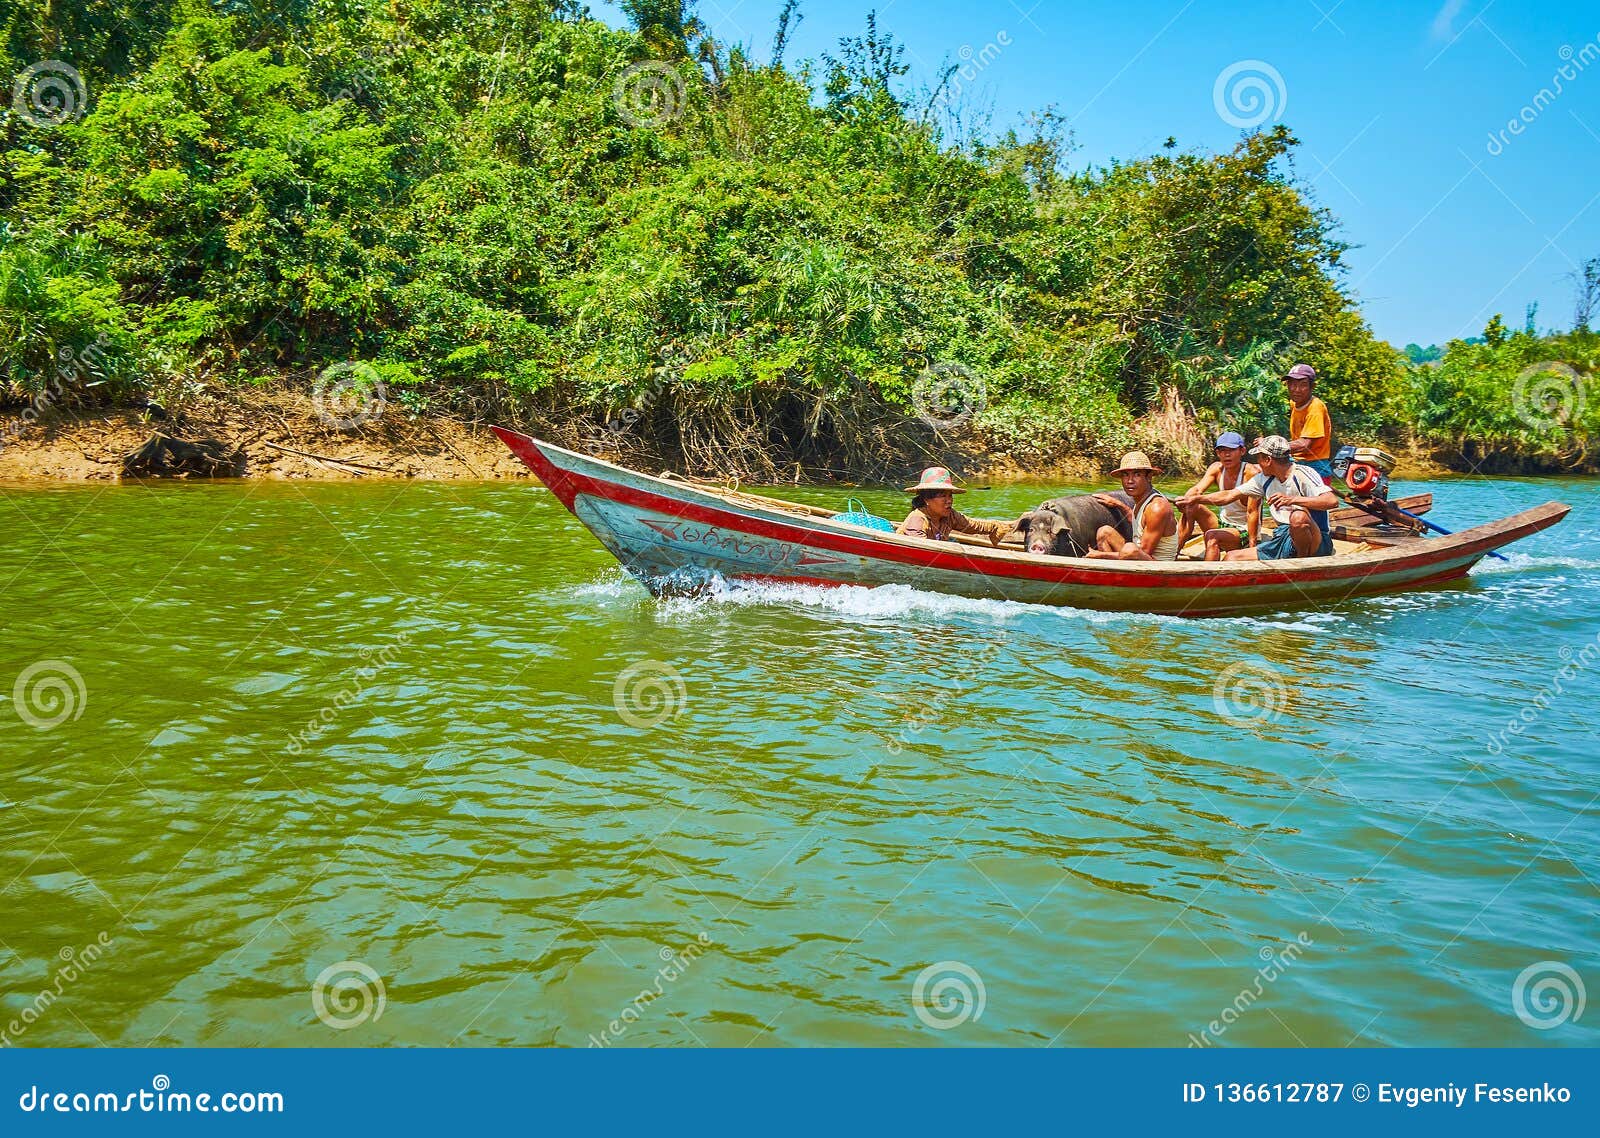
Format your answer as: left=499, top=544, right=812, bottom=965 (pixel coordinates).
left=0, top=225, right=140, bottom=402
left=1412, top=319, right=1599, bottom=467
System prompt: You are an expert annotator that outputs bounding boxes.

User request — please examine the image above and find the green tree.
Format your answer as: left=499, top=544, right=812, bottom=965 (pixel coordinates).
left=0, top=0, right=1454, bottom=475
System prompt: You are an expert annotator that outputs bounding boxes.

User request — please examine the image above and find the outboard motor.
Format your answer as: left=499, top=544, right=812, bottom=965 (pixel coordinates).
left=1332, top=444, right=1396, bottom=501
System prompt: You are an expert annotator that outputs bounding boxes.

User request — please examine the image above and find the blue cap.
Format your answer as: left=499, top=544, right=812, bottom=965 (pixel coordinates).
left=1214, top=431, right=1246, bottom=449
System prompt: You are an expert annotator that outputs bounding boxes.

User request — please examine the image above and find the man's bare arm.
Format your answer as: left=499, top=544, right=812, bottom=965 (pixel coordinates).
left=1183, top=462, right=1222, bottom=499
left=1180, top=485, right=1252, bottom=509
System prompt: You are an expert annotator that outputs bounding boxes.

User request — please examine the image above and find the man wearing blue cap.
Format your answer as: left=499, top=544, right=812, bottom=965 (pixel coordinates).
left=1175, top=431, right=1260, bottom=558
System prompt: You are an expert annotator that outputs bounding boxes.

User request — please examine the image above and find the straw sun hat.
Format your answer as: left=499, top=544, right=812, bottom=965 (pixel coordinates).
left=1107, top=451, right=1164, bottom=476
left=902, top=466, right=965, bottom=494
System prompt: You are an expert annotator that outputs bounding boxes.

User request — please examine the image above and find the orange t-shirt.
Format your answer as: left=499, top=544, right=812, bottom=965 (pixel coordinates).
left=1290, top=396, right=1331, bottom=461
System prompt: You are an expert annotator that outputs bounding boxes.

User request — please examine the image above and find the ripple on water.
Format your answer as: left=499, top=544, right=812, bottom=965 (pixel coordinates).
left=0, top=476, right=1595, bottom=1046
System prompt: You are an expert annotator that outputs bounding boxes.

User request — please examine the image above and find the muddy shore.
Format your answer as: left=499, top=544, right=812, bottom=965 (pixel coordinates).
left=0, top=391, right=532, bottom=482
left=0, top=389, right=1466, bottom=485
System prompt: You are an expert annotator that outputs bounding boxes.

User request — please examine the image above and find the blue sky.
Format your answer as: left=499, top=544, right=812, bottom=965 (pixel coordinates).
left=591, top=0, right=1600, bottom=347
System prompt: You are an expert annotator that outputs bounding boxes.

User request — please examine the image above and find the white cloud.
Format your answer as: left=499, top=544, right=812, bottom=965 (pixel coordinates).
left=1431, top=0, right=1468, bottom=41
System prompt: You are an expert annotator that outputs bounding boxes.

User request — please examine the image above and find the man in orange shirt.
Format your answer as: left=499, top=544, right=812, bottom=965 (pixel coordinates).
left=1283, top=362, right=1333, bottom=483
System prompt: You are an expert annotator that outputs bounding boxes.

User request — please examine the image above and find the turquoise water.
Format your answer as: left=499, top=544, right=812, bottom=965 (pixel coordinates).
left=0, top=474, right=1595, bottom=1046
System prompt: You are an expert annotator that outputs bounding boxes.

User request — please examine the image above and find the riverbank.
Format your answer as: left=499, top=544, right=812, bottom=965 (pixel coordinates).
left=0, top=388, right=1476, bottom=485
left=0, top=390, right=532, bottom=482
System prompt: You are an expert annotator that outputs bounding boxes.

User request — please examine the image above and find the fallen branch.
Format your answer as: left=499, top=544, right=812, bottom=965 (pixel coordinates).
left=263, top=440, right=394, bottom=475
left=123, top=433, right=244, bottom=478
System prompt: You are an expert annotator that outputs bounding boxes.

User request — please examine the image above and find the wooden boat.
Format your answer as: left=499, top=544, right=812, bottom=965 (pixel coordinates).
left=492, top=428, right=1569, bottom=617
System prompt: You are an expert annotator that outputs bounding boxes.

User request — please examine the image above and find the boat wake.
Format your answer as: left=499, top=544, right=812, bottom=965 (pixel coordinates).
left=1475, top=551, right=1600, bottom=575
left=573, top=567, right=1328, bottom=633
left=680, top=576, right=1040, bottom=624
left=572, top=571, right=641, bottom=600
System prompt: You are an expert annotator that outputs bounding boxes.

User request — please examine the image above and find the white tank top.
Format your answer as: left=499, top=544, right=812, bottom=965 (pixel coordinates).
left=1132, top=490, right=1181, bottom=561
left=1218, top=462, right=1253, bottom=526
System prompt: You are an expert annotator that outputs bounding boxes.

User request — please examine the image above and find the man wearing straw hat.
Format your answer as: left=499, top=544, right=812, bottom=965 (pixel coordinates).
left=895, top=467, right=1011, bottom=545
left=1087, top=451, right=1180, bottom=561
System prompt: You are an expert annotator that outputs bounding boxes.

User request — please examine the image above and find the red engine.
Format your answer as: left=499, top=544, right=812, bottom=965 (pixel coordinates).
left=1333, top=445, right=1395, bottom=500
left=1346, top=462, right=1384, bottom=496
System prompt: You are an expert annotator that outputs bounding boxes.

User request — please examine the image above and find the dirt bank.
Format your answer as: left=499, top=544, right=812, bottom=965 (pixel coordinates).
left=0, top=388, right=1536, bottom=486
left=0, top=387, right=1124, bottom=485
left=0, top=389, right=534, bottom=482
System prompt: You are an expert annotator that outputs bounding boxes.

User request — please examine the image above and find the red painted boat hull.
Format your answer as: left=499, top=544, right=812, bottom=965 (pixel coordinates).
left=492, top=428, right=1570, bottom=617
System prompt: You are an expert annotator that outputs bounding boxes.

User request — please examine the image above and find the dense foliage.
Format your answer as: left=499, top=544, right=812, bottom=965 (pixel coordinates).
left=5, top=0, right=1587, bottom=473
left=1411, top=316, right=1600, bottom=471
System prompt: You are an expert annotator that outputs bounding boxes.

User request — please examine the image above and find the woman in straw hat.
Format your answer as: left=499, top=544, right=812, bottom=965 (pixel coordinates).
left=1086, top=451, right=1181, bottom=561
left=896, top=467, right=1011, bottom=546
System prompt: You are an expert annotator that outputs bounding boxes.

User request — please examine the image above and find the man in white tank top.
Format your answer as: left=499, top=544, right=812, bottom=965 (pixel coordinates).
left=1086, top=451, right=1180, bottom=561
left=1176, top=430, right=1261, bottom=560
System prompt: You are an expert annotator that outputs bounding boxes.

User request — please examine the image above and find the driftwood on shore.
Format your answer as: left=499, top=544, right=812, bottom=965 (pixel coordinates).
left=123, top=433, right=245, bottom=478
left=262, top=440, right=394, bottom=475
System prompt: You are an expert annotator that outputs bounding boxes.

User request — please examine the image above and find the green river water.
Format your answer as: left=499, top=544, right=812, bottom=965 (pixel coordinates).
left=1, top=474, right=1596, bottom=1047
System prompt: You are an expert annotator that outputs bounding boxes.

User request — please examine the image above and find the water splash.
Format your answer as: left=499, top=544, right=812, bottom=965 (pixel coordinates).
left=573, top=564, right=1371, bottom=634
left=1476, top=551, right=1600, bottom=574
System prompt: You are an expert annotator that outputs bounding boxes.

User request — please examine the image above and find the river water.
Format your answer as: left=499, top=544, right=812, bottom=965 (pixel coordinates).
left=1, top=474, right=1595, bottom=1047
